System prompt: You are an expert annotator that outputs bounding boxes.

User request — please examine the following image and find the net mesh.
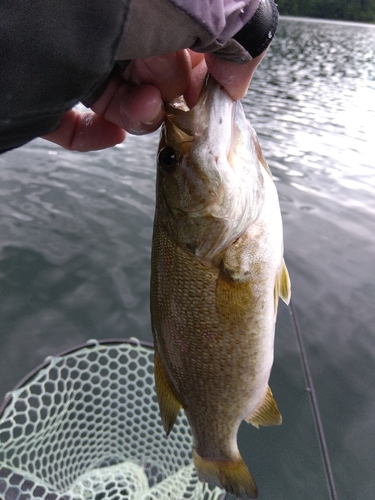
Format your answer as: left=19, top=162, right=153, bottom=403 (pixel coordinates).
left=0, top=339, right=224, bottom=500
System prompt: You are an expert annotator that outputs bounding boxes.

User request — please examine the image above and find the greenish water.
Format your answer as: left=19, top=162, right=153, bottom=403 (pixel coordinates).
left=0, top=17, right=374, bottom=500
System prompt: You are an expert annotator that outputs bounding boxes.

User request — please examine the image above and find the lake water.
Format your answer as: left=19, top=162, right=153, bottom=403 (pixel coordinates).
left=1, top=17, right=374, bottom=500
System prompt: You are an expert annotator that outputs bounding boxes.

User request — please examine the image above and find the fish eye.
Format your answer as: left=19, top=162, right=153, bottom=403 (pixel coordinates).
left=158, top=146, right=177, bottom=174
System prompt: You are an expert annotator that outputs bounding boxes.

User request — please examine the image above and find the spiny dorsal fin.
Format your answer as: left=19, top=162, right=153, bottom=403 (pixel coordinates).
left=154, top=350, right=182, bottom=435
left=246, top=386, right=282, bottom=428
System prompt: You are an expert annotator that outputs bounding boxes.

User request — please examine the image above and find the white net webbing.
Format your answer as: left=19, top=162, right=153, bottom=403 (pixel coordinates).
left=0, top=339, right=224, bottom=500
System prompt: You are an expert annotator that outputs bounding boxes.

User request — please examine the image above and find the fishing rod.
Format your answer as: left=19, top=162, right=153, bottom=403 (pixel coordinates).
left=289, top=299, right=339, bottom=500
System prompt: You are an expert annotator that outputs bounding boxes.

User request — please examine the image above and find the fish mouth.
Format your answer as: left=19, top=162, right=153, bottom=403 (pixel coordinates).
left=162, top=116, right=226, bottom=216
left=164, top=85, right=236, bottom=216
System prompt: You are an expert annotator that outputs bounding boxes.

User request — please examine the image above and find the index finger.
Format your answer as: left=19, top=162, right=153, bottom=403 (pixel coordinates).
left=205, top=49, right=268, bottom=101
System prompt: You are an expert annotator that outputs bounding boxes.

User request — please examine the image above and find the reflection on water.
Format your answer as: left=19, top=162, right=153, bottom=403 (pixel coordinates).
left=246, top=19, right=375, bottom=208
left=0, top=17, right=374, bottom=500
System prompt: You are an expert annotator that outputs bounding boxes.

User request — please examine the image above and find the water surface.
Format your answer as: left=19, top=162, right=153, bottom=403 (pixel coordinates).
left=1, top=17, right=374, bottom=500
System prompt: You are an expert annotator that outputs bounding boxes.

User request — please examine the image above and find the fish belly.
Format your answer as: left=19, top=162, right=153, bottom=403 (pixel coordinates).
left=151, top=219, right=276, bottom=456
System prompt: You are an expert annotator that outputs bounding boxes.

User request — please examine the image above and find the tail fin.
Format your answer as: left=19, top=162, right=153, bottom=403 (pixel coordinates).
left=193, top=450, right=258, bottom=499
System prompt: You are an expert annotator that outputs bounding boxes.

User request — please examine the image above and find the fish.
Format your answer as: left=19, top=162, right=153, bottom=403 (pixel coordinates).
left=150, top=74, right=291, bottom=499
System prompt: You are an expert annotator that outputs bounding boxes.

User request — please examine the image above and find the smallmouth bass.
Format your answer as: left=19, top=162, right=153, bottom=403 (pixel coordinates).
left=150, top=75, right=291, bottom=499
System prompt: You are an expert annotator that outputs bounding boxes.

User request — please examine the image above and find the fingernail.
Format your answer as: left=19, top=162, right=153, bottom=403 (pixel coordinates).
left=127, top=102, right=164, bottom=135
left=127, top=127, right=149, bottom=136
left=142, top=100, right=164, bottom=125
left=142, top=54, right=178, bottom=79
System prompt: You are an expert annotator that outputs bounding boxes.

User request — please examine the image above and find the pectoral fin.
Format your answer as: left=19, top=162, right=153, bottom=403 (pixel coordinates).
left=279, top=259, right=291, bottom=304
left=154, top=350, right=182, bottom=435
left=246, top=386, right=282, bottom=428
left=274, top=259, right=291, bottom=314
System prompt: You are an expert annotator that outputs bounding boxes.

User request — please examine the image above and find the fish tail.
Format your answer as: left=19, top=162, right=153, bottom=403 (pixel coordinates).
left=193, top=450, right=258, bottom=499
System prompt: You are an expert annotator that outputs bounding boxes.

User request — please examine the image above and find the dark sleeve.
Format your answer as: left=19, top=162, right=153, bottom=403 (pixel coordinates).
left=116, top=0, right=278, bottom=64
left=0, top=0, right=278, bottom=154
left=0, top=0, right=129, bottom=153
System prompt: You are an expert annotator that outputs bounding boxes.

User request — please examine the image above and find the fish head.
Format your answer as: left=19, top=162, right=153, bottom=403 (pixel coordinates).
left=156, top=75, right=266, bottom=264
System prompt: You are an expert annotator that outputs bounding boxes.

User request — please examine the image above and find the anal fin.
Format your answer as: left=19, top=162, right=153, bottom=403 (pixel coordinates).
left=154, top=350, right=182, bottom=435
left=246, top=386, right=282, bottom=428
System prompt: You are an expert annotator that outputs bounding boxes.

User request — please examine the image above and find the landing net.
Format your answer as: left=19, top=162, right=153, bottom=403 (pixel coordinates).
left=0, top=339, right=224, bottom=500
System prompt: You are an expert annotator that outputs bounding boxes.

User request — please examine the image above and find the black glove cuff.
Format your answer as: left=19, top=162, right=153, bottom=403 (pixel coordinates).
left=233, top=0, right=279, bottom=59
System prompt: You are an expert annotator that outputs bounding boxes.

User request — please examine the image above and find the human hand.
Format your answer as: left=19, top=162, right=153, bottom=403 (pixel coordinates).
left=42, top=50, right=191, bottom=151
left=43, top=49, right=267, bottom=152
left=184, top=49, right=267, bottom=108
